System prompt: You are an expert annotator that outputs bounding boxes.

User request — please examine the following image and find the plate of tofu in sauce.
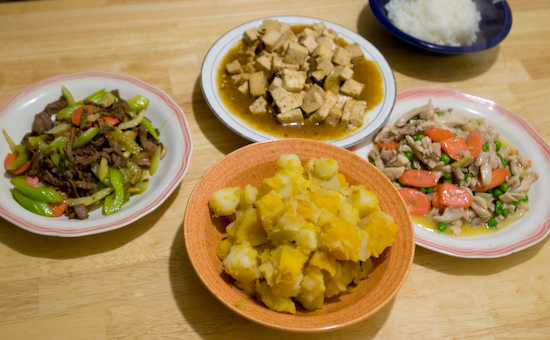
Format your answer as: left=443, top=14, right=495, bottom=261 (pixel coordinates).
left=200, top=16, right=396, bottom=148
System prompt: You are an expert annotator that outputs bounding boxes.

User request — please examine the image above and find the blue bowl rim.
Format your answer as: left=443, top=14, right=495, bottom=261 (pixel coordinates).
left=369, top=0, right=513, bottom=54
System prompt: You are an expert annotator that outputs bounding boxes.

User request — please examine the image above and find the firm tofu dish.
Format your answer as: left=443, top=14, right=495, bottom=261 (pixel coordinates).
left=218, top=19, right=384, bottom=141
left=370, top=100, right=538, bottom=236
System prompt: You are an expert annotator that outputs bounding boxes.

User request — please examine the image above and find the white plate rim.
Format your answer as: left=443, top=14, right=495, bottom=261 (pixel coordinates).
left=0, top=71, right=193, bottom=237
left=350, top=87, right=550, bottom=258
left=200, top=15, right=396, bottom=148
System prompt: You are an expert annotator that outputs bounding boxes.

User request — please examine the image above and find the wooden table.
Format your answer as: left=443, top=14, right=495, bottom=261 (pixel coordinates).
left=1, top=0, right=549, bottom=339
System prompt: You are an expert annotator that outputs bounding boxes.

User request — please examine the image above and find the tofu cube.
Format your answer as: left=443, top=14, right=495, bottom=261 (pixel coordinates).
left=282, top=69, right=307, bottom=92
left=301, top=84, right=325, bottom=114
left=255, top=52, right=273, bottom=72
left=334, top=65, right=354, bottom=80
left=276, top=108, right=304, bottom=125
left=312, top=43, right=334, bottom=60
left=225, top=59, right=242, bottom=74
left=301, top=27, right=319, bottom=39
left=344, top=42, right=365, bottom=64
left=342, top=100, right=367, bottom=127
left=300, top=35, right=318, bottom=53
left=310, top=69, right=326, bottom=83
left=283, top=42, right=309, bottom=65
left=340, top=79, right=364, bottom=98
left=315, top=56, right=334, bottom=75
left=270, top=87, right=303, bottom=112
left=238, top=81, right=249, bottom=95
left=259, top=19, right=281, bottom=33
left=273, top=29, right=297, bottom=53
left=325, top=106, right=343, bottom=125
left=243, top=27, right=259, bottom=45
left=332, top=46, right=351, bottom=66
left=249, top=71, right=267, bottom=97
left=309, top=91, right=337, bottom=123
left=249, top=96, right=268, bottom=115
left=262, top=29, right=282, bottom=52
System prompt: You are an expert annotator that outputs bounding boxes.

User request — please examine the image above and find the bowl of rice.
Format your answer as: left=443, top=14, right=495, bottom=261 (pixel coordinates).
left=369, top=0, right=512, bottom=54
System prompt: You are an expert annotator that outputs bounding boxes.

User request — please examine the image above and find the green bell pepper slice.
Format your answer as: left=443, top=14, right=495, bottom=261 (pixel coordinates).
left=104, top=167, right=125, bottom=215
left=139, top=119, right=159, bottom=141
left=12, top=188, right=55, bottom=217
left=109, top=130, right=140, bottom=155
left=56, top=89, right=106, bottom=120
left=10, top=176, right=64, bottom=203
left=47, top=136, right=69, bottom=151
left=6, top=144, right=29, bottom=171
left=72, top=127, right=99, bottom=149
left=126, top=94, right=150, bottom=112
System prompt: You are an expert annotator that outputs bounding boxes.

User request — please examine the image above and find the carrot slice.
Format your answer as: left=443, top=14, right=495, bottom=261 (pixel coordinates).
left=438, top=182, right=472, bottom=208
left=424, top=128, right=455, bottom=142
left=431, top=188, right=446, bottom=212
left=466, top=131, right=483, bottom=158
left=377, top=141, right=399, bottom=150
left=49, top=201, right=68, bottom=217
left=399, top=188, right=431, bottom=216
left=71, top=105, right=94, bottom=126
left=97, top=116, right=120, bottom=125
left=441, top=137, right=468, bottom=161
left=474, top=168, right=511, bottom=192
left=399, top=170, right=438, bottom=188
left=25, top=175, right=40, bottom=186
left=4, top=153, right=31, bottom=175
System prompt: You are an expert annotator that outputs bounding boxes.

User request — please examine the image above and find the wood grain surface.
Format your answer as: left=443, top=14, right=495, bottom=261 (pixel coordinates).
left=1, top=0, right=549, bottom=339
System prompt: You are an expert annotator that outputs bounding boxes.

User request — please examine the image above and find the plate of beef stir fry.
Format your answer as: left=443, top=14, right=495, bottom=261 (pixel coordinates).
left=350, top=88, right=550, bottom=258
left=0, top=72, right=192, bottom=236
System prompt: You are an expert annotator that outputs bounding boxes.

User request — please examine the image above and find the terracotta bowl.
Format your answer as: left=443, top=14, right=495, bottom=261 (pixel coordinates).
left=184, top=139, right=414, bottom=332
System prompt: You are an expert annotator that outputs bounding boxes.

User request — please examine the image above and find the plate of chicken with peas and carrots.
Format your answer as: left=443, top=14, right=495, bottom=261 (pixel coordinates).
left=0, top=72, right=192, bottom=237
left=350, top=87, right=550, bottom=258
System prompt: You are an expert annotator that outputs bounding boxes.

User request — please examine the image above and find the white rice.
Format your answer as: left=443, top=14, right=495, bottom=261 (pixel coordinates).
left=385, top=0, right=482, bottom=46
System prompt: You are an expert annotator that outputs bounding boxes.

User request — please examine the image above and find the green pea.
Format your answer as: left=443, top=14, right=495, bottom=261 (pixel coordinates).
left=443, top=179, right=453, bottom=184
left=497, top=153, right=508, bottom=167
left=426, top=186, right=434, bottom=194
left=499, top=183, right=509, bottom=192
left=370, top=160, right=376, bottom=166
left=404, top=151, right=414, bottom=161
left=443, top=172, right=452, bottom=179
left=519, top=176, right=524, bottom=182
left=495, top=200, right=503, bottom=210
left=435, top=111, right=442, bottom=116
left=440, top=154, right=451, bottom=164
left=493, top=189, right=503, bottom=197
left=419, top=187, right=427, bottom=194
left=436, top=222, right=447, bottom=232
left=464, top=172, right=474, bottom=179
left=414, top=134, right=425, bottom=141
left=487, top=217, right=498, bottom=228
left=502, top=209, right=509, bottom=217
left=494, top=140, right=502, bottom=151
left=482, top=143, right=489, bottom=152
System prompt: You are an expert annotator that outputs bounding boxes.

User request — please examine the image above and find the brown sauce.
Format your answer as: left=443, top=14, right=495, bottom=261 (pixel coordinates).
left=216, top=25, right=384, bottom=141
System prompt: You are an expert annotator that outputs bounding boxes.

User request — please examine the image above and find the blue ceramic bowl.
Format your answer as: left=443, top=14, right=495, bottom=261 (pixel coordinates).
left=369, top=0, right=512, bottom=54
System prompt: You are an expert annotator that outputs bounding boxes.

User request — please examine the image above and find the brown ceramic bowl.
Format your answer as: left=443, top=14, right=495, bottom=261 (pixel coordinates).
left=184, top=139, right=414, bottom=332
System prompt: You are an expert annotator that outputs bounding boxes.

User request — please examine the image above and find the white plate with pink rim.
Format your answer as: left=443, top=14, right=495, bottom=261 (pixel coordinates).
left=0, top=71, right=193, bottom=237
left=200, top=15, right=396, bottom=149
left=349, top=87, right=550, bottom=258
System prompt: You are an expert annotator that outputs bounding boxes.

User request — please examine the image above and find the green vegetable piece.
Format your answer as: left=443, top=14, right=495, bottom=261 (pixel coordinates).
left=2, top=129, right=16, bottom=152
left=414, top=134, right=425, bottom=141
left=66, top=187, right=113, bottom=207
left=12, top=188, right=54, bottom=217
left=502, top=209, right=509, bottom=217
left=435, top=111, right=442, bottom=116
left=436, top=222, right=447, bottom=232
left=440, top=154, right=451, bottom=164
left=117, top=109, right=145, bottom=130
left=404, top=151, right=413, bottom=162
left=493, top=189, right=503, bottom=198
left=62, top=85, right=76, bottom=106
left=6, top=144, right=29, bottom=171
left=109, top=131, right=140, bottom=155
left=419, top=187, right=427, bottom=193
left=10, top=176, right=63, bottom=203
left=150, top=145, right=161, bottom=176
left=451, top=155, right=473, bottom=168
left=56, top=89, right=106, bottom=120
left=50, top=152, right=62, bottom=168
left=127, top=94, right=150, bottom=112
left=104, top=167, right=125, bottom=215
left=426, top=186, right=434, bottom=194
left=487, top=217, right=498, bottom=228
left=497, top=153, right=508, bottom=167
left=140, top=119, right=159, bottom=141
left=523, top=195, right=529, bottom=202
left=494, top=140, right=502, bottom=151
left=443, top=172, right=452, bottom=180
left=98, top=157, right=109, bottom=182
left=73, top=127, right=99, bottom=149
left=499, top=183, right=509, bottom=192
left=482, top=143, right=489, bottom=152
left=464, top=172, right=474, bottom=179
left=47, top=136, right=69, bottom=151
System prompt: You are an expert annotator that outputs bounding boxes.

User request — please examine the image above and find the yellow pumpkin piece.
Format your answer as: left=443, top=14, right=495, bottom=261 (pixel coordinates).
left=258, top=177, right=284, bottom=197
left=318, top=219, right=362, bottom=261
left=337, top=173, right=347, bottom=187
left=216, top=238, right=233, bottom=260
left=255, top=190, right=285, bottom=232
left=234, top=208, right=268, bottom=246
left=361, top=211, right=399, bottom=258
left=311, top=195, right=340, bottom=215
left=309, top=250, right=338, bottom=276
left=255, top=281, right=296, bottom=314
left=296, top=265, right=326, bottom=310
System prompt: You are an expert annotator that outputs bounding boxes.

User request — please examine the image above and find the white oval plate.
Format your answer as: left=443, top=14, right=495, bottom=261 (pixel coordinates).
left=350, top=87, right=550, bottom=258
left=0, top=71, right=193, bottom=237
left=200, top=15, right=396, bottom=149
